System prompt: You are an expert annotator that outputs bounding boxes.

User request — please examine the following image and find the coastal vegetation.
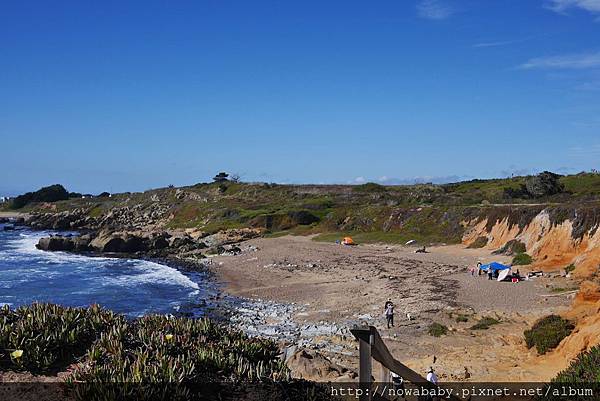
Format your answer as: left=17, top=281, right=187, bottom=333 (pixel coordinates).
left=524, top=315, right=575, bottom=355
left=469, top=316, right=501, bottom=330
left=564, top=263, right=576, bottom=274
left=454, top=314, right=469, bottom=323
left=493, top=239, right=526, bottom=255
left=512, top=252, right=533, bottom=266
left=0, top=303, right=119, bottom=372
left=538, top=345, right=600, bottom=401
left=3, top=171, right=600, bottom=246
left=427, top=322, right=448, bottom=337
left=0, top=303, right=332, bottom=401
left=467, top=236, right=488, bottom=248
left=550, top=343, right=600, bottom=383
left=9, top=184, right=71, bottom=209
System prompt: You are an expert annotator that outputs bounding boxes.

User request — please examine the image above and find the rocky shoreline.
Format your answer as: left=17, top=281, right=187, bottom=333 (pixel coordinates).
left=9, top=211, right=356, bottom=380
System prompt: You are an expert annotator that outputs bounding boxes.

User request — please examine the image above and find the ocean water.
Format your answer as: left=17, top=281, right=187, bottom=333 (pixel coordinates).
left=0, top=227, right=218, bottom=317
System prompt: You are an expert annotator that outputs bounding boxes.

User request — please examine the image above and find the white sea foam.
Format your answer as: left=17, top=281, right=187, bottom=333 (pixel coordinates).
left=7, top=231, right=199, bottom=290
left=105, top=259, right=200, bottom=290
left=8, top=232, right=112, bottom=264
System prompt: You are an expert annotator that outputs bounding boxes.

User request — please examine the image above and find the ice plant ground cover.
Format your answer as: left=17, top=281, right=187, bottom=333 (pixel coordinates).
left=0, top=303, right=334, bottom=401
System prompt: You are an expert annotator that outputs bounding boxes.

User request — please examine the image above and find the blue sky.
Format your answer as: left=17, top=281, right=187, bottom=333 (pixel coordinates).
left=1, top=0, right=600, bottom=195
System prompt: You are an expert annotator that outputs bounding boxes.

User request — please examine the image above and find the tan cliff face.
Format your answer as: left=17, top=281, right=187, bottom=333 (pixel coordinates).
left=463, top=210, right=600, bottom=279
left=463, top=210, right=600, bottom=372
left=528, top=283, right=600, bottom=378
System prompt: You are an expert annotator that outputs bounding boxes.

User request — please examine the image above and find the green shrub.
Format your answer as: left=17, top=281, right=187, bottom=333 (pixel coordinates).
left=536, top=345, right=600, bottom=401
left=524, top=315, right=574, bottom=355
left=428, top=322, right=448, bottom=337
left=551, top=343, right=600, bottom=382
left=0, top=303, right=120, bottom=372
left=455, top=315, right=469, bottom=323
left=564, top=263, right=576, bottom=274
left=10, top=184, right=70, bottom=209
left=525, top=171, right=564, bottom=198
left=512, top=252, right=533, bottom=265
left=470, top=316, right=500, bottom=330
left=493, top=239, right=526, bottom=255
left=467, top=236, right=488, bottom=249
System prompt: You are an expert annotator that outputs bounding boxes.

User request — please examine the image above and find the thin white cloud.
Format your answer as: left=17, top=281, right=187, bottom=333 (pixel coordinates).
left=417, top=0, right=453, bottom=20
left=473, top=40, right=518, bottom=48
left=547, top=0, right=600, bottom=15
left=472, top=35, right=540, bottom=49
left=519, top=51, right=600, bottom=69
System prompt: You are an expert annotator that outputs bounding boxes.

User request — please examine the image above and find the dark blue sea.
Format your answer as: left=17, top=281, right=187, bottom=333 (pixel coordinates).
left=0, top=227, right=217, bottom=317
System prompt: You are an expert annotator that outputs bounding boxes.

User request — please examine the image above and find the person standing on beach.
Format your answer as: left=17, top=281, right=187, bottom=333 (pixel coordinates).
left=426, top=367, right=439, bottom=401
left=385, top=299, right=394, bottom=328
left=488, top=268, right=493, bottom=280
left=426, top=367, right=438, bottom=384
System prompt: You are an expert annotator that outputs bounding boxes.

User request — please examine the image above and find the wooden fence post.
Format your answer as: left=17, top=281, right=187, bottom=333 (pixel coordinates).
left=380, top=362, right=390, bottom=384
left=358, top=334, right=373, bottom=401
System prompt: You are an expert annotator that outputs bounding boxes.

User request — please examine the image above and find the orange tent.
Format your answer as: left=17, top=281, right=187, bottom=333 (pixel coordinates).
left=342, top=237, right=355, bottom=245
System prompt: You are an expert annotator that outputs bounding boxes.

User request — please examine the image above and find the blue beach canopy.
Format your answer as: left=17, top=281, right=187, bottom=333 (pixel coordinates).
left=479, top=262, right=511, bottom=271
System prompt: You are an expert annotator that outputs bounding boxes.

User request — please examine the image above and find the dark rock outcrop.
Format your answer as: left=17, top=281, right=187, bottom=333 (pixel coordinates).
left=26, top=210, right=98, bottom=230
left=90, top=231, right=152, bottom=253
left=35, top=229, right=207, bottom=259
left=36, top=234, right=91, bottom=252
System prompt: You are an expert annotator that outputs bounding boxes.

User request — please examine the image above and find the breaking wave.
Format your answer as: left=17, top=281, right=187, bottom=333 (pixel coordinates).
left=0, top=229, right=212, bottom=317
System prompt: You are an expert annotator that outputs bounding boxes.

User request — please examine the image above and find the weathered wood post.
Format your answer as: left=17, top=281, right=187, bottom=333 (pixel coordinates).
left=380, top=362, right=390, bottom=383
left=351, top=325, right=462, bottom=401
left=358, top=333, right=373, bottom=401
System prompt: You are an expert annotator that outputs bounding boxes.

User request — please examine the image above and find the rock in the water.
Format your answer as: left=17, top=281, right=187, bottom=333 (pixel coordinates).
left=36, top=235, right=91, bottom=252
left=89, top=231, right=148, bottom=253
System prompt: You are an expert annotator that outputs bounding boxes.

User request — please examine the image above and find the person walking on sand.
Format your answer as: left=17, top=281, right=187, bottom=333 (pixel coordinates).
left=385, top=298, right=393, bottom=308
left=426, top=367, right=438, bottom=385
left=385, top=299, right=394, bottom=328
left=488, top=267, right=493, bottom=280
left=426, top=367, right=439, bottom=401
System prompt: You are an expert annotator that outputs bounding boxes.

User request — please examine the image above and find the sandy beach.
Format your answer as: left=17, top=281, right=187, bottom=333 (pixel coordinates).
left=0, top=212, right=28, bottom=218
left=211, top=235, right=574, bottom=381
